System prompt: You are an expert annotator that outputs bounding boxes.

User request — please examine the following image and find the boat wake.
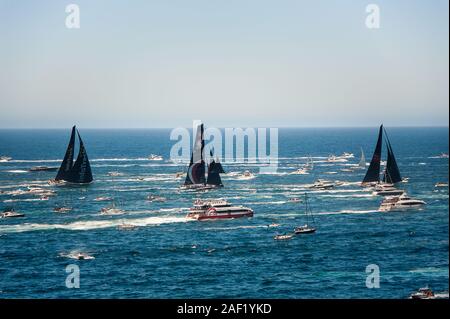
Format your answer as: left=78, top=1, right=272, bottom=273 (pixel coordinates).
left=0, top=216, right=191, bottom=233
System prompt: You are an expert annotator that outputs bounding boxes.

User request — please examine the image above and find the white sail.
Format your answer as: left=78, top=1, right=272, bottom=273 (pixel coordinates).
left=359, top=147, right=366, bottom=168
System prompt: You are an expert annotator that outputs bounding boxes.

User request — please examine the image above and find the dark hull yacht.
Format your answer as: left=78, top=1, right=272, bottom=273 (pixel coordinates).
left=51, top=126, right=93, bottom=185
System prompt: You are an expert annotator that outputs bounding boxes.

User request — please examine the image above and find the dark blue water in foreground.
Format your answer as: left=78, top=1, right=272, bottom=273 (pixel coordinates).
left=0, top=127, right=448, bottom=298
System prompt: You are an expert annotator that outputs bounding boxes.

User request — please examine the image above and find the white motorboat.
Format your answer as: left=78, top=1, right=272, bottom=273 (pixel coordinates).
left=1, top=208, right=25, bottom=218
left=147, top=195, right=167, bottom=202
left=372, top=184, right=405, bottom=196
left=100, top=207, right=125, bottom=215
left=117, top=223, right=138, bottom=230
left=435, top=182, right=448, bottom=188
left=267, top=223, right=280, bottom=228
left=54, top=206, right=72, bottom=213
left=94, top=196, right=112, bottom=202
left=327, top=155, right=348, bottom=163
left=274, top=234, right=294, bottom=240
left=288, top=197, right=302, bottom=203
left=107, top=171, right=124, bottom=177
left=237, top=170, right=256, bottom=180
left=290, top=167, right=309, bottom=175
left=379, top=193, right=426, bottom=211
left=186, top=199, right=253, bottom=221
left=408, top=287, right=448, bottom=299
left=340, top=152, right=354, bottom=158
left=148, top=154, right=163, bottom=161
left=310, top=179, right=335, bottom=190
left=0, top=156, right=12, bottom=162
left=438, top=153, right=449, bottom=159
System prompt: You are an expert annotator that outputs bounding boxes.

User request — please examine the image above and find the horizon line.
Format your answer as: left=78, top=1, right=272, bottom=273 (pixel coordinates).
left=0, top=125, right=449, bottom=130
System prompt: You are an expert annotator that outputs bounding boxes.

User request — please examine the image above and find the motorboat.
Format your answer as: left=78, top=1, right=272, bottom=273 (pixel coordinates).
left=409, top=287, right=435, bottom=299
left=327, top=155, right=348, bottom=163
left=186, top=199, right=253, bottom=221
left=372, top=184, right=405, bottom=196
left=54, top=206, right=72, bottom=213
left=107, top=171, right=124, bottom=177
left=438, top=153, right=449, bottom=159
left=291, top=167, right=309, bottom=175
left=288, top=197, right=302, bottom=203
left=310, top=179, right=334, bottom=190
left=147, top=195, right=167, bottom=202
left=1, top=208, right=25, bottom=218
left=29, top=166, right=58, bottom=172
left=0, top=156, right=12, bottom=162
left=148, top=154, right=163, bottom=161
left=48, top=179, right=66, bottom=186
left=267, top=223, right=280, bottom=228
left=340, top=152, right=354, bottom=158
left=94, top=196, right=112, bottom=202
left=237, top=170, right=256, bottom=180
left=435, top=182, right=448, bottom=188
left=379, top=194, right=426, bottom=211
left=117, top=223, right=138, bottom=230
left=274, top=234, right=294, bottom=240
left=71, top=252, right=95, bottom=260
left=294, top=224, right=316, bottom=234
left=100, top=207, right=125, bottom=215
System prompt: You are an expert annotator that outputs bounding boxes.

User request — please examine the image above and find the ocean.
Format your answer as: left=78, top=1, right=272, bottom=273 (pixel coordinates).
left=0, top=127, right=448, bottom=298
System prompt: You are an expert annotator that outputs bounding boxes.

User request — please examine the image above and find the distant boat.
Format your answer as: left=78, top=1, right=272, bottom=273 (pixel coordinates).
left=362, top=125, right=402, bottom=185
left=54, top=126, right=93, bottom=184
left=30, top=166, right=58, bottom=172
left=358, top=148, right=366, bottom=169
left=148, top=154, right=163, bottom=161
left=182, top=124, right=225, bottom=189
left=1, top=207, right=25, bottom=218
left=294, top=193, right=316, bottom=235
left=0, top=156, right=12, bottom=162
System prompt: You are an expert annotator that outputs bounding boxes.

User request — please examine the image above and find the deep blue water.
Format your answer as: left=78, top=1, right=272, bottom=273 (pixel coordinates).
left=0, top=127, right=448, bottom=298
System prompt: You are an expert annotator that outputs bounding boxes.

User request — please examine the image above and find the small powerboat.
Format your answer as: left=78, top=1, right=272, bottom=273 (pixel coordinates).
left=1, top=208, right=25, bottom=218
left=117, top=223, right=137, bottom=230
left=147, top=195, right=167, bottom=202
left=237, top=170, right=256, bottom=180
left=435, top=182, right=448, bottom=188
left=410, top=287, right=435, bottom=299
left=310, top=179, right=335, bottom=190
left=438, top=153, right=449, bottom=159
left=288, top=197, right=302, bottom=203
left=148, top=154, right=163, bottom=161
left=0, top=156, right=12, bottom=162
left=54, top=206, right=72, bottom=213
left=94, top=196, right=112, bottom=202
left=71, top=252, right=95, bottom=260
left=107, top=171, right=124, bottom=177
left=274, top=234, right=294, bottom=240
left=268, top=223, right=280, bottom=228
left=291, top=167, right=309, bottom=175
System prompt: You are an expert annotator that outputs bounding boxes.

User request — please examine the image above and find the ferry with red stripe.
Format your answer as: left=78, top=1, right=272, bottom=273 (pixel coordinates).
left=186, top=199, right=254, bottom=221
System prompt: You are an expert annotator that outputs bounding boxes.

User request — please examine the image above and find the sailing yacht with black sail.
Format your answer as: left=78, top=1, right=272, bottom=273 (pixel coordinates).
left=362, top=125, right=402, bottom=186
left=182, top=124, right=225, bottom=189
left=52, top=126, right=93, bottom=185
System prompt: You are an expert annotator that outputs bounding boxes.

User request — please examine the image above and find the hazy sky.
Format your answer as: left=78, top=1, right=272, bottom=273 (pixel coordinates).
left=0, top=0, right=448, bottom=128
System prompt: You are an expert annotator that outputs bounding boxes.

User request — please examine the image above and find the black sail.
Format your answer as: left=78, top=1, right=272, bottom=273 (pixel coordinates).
left=55, top=126, right=76, bottom=181
left=362, top=125, right=383, bottom=184
left=206, top=160, right=224, bottom=187
left=383, top=133, right=401, bottom=184
left=65, top=131, right=93, bottom=184
left=184, top=124, right=206, bottom=185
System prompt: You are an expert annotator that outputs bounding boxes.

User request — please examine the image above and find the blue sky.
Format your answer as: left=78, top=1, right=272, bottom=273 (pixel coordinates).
left=0, top=0, right=448, bottom=128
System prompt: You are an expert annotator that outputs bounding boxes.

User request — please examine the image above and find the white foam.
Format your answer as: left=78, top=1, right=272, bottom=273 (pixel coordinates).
left=0, top=215, right=191, bottom=233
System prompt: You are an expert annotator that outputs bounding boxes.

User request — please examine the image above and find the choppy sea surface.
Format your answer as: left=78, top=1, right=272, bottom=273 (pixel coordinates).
left=0, top=127, right=448, bottom=298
